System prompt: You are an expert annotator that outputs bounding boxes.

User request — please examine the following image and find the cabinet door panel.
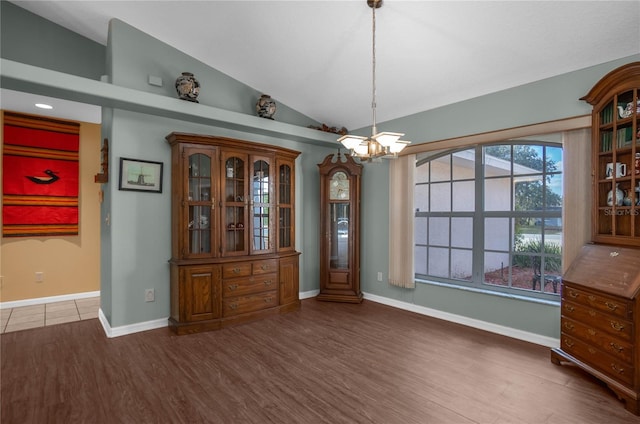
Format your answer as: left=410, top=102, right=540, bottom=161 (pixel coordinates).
left=279, top=256, right=299, bottom=305
left=182, top=265, right=221, bottom=322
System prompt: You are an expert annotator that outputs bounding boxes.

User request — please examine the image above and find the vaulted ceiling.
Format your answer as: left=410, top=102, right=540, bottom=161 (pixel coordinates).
left=8, top=0, right=640, bottom=130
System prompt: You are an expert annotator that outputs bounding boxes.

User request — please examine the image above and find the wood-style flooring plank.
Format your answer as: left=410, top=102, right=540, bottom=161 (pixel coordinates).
left=2, top=299, right=639, bottom=423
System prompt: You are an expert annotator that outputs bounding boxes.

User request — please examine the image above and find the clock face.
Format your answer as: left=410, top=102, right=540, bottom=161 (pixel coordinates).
left=329, top=171, right=349, bottom=200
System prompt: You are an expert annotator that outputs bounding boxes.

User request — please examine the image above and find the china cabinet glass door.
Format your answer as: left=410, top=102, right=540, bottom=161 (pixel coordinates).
left=186, top=151, right=215, bottom=256
left=277, top=160, right=294, bottom=251
left=222, top=152, right=248, bottom=255
left=251, top=157, right=273, bottom=254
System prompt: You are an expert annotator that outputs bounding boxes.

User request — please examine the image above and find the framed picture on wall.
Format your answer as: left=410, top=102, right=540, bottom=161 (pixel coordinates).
left=118, top=157, right=163, bottom=193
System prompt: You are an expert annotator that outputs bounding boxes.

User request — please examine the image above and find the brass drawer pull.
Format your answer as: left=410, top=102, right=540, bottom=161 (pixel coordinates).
left=264, top=280, right=273, bottom=286
left=233, top=268, right=241, bottom=274
left=611, top=363, right=625, bottom=374
left=609, top=342, right=624, bottom=353
left=568, top=290, right=579, bottom=299
left=264, top=297, right=273, bottom=303
left=563, top=322, right=575, bottom=331
left=228, top=284, right=238, bottom=291
left=588, top=310, right=596, bottom=317
left=588, top=295, right=596, bottom=303
left=610, top=321, right=625, bottom=331
left=587, top=328, right=596, bottom=336
left=261, top=264, right=269, bottom=271
left=565, top=339, right=574, bottom=348
left=588, top=347, right=596, bottom=354
left=605, top=302, right=619, bottom=311
left=229, top=303, right=238, bottom=310
left=565, top=305, right=575, bottom=313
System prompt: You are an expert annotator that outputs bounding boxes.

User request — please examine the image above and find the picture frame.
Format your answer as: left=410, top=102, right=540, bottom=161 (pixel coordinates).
left=118, top=157, right=163, bottom=193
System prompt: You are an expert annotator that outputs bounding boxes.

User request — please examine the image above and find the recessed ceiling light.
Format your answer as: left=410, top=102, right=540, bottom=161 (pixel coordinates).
left=35, top=103, right=53, bottom=109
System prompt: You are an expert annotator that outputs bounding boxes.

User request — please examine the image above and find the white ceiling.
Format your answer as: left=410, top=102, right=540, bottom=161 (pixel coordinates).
left=7, top=0, right=640, bottom=131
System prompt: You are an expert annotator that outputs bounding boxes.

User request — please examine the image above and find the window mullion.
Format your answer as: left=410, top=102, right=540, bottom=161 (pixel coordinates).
left=473, top=145, right=484, bottom=284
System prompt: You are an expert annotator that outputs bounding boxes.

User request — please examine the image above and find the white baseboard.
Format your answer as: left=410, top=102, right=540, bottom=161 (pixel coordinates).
left=300, top=289, right=319, bottom=299
left=363, top=292, right=560, bottom=348
left=98, top=290, right=320, bottom=338
left=9, top=289, right=558, bottom=347
left=98, top=308, right=168, bottom=338
left=0, top=290, right=100, bottom=310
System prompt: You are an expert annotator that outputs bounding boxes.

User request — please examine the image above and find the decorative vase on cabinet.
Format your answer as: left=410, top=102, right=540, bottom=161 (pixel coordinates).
left=166, top=132, right=300, bottom=335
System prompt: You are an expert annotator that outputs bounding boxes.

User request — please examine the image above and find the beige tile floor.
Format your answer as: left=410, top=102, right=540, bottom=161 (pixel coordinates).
left=0, top=297, right=100, bottom=334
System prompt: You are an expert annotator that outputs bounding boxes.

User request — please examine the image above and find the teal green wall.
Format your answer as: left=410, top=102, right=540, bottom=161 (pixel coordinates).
left=107, top=19, right=316, bottom=128
left=378, top=56, right=640, bottom=144
left=0, top=1, right=105, bottom=80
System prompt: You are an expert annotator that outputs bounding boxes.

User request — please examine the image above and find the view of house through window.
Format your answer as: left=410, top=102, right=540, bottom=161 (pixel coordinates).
left=415, top=137, right=563, bottom=299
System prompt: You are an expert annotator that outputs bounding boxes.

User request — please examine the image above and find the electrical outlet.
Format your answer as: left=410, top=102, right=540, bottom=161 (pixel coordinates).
left=35, top=272, right=44, bottom=283
left=145, top=288, right=155, bottom=302
left=377, top=272, right=383, bottom=282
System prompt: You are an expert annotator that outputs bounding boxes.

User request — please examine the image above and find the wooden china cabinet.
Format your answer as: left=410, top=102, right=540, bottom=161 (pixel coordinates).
left=317, top=153, right=363, bottom=303
left=166, top=132, right=300, bottom=335
left=551, top=62, right=640, bottom=415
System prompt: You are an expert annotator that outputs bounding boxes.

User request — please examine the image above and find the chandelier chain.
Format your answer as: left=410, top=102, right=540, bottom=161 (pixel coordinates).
left=371, top=0, right=377, bottom=135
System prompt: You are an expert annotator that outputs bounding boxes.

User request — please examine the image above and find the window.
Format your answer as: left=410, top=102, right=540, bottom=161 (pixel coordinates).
left=414, top=140, right=563, bottom=299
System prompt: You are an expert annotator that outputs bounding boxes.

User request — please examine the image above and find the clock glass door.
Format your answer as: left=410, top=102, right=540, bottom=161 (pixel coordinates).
left=330, top=202, right=350, bottom=269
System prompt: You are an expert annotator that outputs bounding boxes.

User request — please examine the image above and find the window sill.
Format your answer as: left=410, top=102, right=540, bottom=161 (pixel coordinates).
left=415, top=278, right=561, bottom=307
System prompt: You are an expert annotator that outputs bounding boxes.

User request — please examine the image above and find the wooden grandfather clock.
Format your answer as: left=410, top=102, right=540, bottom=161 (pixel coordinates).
left=317, top=152, right=363, bottom=303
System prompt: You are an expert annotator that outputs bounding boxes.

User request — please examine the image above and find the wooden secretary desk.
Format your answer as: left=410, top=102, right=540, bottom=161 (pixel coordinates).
left=551, top=62, right=640, bottom=415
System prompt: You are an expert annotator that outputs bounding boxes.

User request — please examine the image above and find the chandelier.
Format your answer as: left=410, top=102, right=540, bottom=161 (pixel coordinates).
left=338, top=0, right=410, bottom=160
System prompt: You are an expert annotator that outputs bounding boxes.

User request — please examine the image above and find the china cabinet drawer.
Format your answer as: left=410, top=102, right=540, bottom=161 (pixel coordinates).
left=563, top=286, right=632, bottom=320
left=222, top=273, right=277, bottom=297
left=223, top=291, right=278, bottom=316
left=561, top=317, right=633, bottom=364
left=252, top=259, right=277, bottom=275
left=222, top=262, right=252, bottom=279
left=562, top=301, right=632, bottom=341
left=561, top=334, right=634, bottom=386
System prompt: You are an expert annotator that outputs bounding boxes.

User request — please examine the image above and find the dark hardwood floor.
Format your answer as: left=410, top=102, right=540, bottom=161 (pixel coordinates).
left=2, top=299, right=638, bottom=423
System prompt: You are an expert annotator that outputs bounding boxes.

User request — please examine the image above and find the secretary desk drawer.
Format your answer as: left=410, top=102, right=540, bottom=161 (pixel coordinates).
left=563, top=285, right=632, bottom=320
left=223, top=291, right=278, bottom=317
left=561, top=334, right=634, bottom=386
left=222, top=273, right=278, bottom=297
left=561, top=317, right=633, bottom=364
left=562, top=301, right=633, bottom=341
